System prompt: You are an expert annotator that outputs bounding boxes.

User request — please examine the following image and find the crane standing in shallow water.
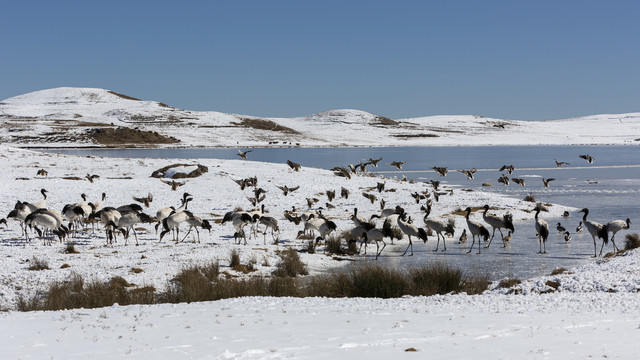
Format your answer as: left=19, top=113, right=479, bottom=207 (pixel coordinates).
left=423, top=205, right=455, bottom=252
left=533, top=205, right=549, bottom=254
left=579, top=208, right=609, bottom=257
left=397, top=212, right=428, bottom=256
left=462, top=207, right=490, bottom=254
left=481, top=204, right=514, bottom=249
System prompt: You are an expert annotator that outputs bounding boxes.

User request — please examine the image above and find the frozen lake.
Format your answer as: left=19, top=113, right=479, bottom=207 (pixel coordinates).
left=42, top=146, right=639, bottom=280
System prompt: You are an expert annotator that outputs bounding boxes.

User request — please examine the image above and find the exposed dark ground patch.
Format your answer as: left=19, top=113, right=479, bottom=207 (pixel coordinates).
left=234, top=118, right=301, bottom=134
left=86, top=127, right=180, bottom=145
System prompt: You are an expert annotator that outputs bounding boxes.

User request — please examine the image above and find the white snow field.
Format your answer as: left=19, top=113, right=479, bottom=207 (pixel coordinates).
left=0, top=87, right=639, bottom=358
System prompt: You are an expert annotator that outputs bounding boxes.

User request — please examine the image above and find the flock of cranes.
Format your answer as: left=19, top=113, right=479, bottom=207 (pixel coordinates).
left=0, top=151, right=632, bottom=261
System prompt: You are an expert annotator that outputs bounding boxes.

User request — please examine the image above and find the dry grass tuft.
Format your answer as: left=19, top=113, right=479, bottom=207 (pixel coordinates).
left=28, top=257, right=50, bottom=271
left=273, top=248, right=308, bottom=277
left=497, top=278, right=522, bottom=289
left=550, top=267, right=570, bottom=276
left=624, top=233, right=640, bottom=250
left=63, top=242, right=80, bottom=254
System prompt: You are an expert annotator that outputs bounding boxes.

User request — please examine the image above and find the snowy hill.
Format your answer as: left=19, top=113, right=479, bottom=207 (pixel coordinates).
left=1, top=87, right=640, bottom=147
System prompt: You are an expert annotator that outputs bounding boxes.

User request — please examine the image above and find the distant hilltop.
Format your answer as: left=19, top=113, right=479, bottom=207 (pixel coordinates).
left=1, top=87, right=639, bottom=147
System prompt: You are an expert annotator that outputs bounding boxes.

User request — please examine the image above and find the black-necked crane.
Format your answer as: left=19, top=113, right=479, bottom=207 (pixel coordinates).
left=62, top=203, right=85, bottom=236
left=533, top=205, right=549, bottom=254
left=297, top=217, right=337, bottom=244
left=8, top=201, right=34, bottom=239
left=361, top=221, right=394, bottom=260
left=482, top=204, right=514, bottom=248
left=387, top=161, right=405, bottom=170
left=397, top=212, right=428, bottom=256
left=116, top=203, right=144, bottom=215
left=63, top=193, right=93, bottom=234
left=245, top=204, right=266, bottom=239
left=29, top=208, right=67, bottom=242
left=258, top=216, right=279, bottom=244
left=423, top=205, right=455, bottom=251
left=462, top=207, right=490, bottom=254
left=88, top=192, right=107, bottom=217
left=579, top=208, right=608, bottom=257
left=579, top=154, right=594, bottom=163
left=25, top=189, right=49, bottom=211
left=92, top=207, right=122, bottom=245
left=154, top=193, right=191, bottom=233
left=118, top=211, right=154, bottom=245
left=369, top=205, right=403, bottom=222
left=160, top=209, right=196, bottom=243
left=351, top=208, right=374, bottom=231
left=604, top=218, right=631, bottom=255
left=222, top=211, right=253, bottom=245
left=24, top=209, right=66, bottom=245
left=181, top=214, right=212, bottom=243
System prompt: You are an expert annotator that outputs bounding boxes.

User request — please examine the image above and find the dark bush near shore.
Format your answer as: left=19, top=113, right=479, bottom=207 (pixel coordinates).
left=16, top=262, right=489, bottom=311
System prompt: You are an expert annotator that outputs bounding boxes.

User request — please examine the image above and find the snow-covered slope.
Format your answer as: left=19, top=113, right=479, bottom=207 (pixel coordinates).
left=1, top=87, right=639, bottom=147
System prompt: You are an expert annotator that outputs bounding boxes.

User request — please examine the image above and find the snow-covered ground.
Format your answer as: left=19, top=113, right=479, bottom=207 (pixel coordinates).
left=1, top=145, right=639, bottom=358
left=2, top=87, right=640, bottom=147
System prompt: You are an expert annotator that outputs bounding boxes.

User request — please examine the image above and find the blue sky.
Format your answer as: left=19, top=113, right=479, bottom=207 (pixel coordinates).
left=2, top=1, right=639, bottom=120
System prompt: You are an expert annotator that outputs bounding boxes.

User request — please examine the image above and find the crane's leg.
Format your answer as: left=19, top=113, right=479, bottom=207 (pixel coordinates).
left=181, top=227, right=193, bottom=242
left=402, top=236, right=413, bottom=256
left=466, top=236, right=475, bottom=254
left=375, top=240, right=386, bottom=260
